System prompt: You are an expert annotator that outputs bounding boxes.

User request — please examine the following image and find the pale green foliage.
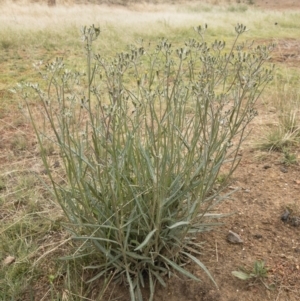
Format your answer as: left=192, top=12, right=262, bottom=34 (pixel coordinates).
left=281, top=148, right=298, bottom=166
left=21, top=24, right=273, bottom=300
left=258, top=81, right=300, bottom=151
left=232, top=260, right=268, bottom=280
left=232, top=260, right=274, bottom=290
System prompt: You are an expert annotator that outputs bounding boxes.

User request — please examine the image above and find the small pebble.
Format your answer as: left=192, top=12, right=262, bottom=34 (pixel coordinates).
left=289, top=217, right=300, bottom=227
left=280, top=167, right=288, bottom=173
left=281, top=209, right=290, bottom=222
left=227, top=230, right=243, bottom=244
left=53, top=161, right=60, bottom=168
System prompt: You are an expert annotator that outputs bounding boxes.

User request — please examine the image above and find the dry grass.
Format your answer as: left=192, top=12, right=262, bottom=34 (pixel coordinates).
left=0, top=1, right=295, bottom=33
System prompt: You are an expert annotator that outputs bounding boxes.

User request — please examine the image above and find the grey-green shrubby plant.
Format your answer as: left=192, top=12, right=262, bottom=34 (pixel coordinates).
left=20, top=24, right=273, bottom=300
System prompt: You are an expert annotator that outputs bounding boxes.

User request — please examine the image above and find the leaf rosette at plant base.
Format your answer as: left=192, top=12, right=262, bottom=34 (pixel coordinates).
left=21, top=24, right=273, bottom=301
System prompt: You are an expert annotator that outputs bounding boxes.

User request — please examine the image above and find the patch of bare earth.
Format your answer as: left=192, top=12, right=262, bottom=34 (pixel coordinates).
left=194, top=148, right=300, bottom=301
left=271, top=39, right=300, bottom=68
left=254, top=0, right=300, bottom=10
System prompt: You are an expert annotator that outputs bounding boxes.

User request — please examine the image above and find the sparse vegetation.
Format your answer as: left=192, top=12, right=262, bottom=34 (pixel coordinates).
left=281, top=148, right=298, bottom=166
left=232, top=260, right=275, bottom=290
left=257, top=78, right=300, bottom=151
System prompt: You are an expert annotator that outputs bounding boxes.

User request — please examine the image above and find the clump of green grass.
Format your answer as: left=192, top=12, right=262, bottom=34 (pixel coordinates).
left=216, top=173, right=230, bottom=187
left=232, top=260, right=275, bottom=290
left=281, top=148, right=298, bottom=166
left=0, top=170, right=96, bottom=301
left=18, top=23, right=273, bottom=300
left=11, top=133, right=28, bottom=152
left=257, top=76, right=300, bottom=151
left=0, top=146, right=69, bottom=300
left=258, top=127, right=298, bottom=151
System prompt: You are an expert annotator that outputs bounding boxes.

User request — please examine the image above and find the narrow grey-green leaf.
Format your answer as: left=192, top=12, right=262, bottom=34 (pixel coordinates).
left=59, top=252, right=93, bottom=261
left=149, top=270, right=154, bottom=301
left=151, top=270, right=166, bottom=287
left=125, top=251, right=152, bottom=261
left=134, top=228, right=157, bottom=251
left=126, top=270, right=135, bottom=301
left=182, top=251, right=218, bottom=288
left=167, top=221, right=190, bottom=229
left=232, top=271, right=251, bottom=280
left=86, top=268, right=111, bottom=283
left=159, top=254, right=200, bottom=281
left=73, top=236, right=119, bottom=244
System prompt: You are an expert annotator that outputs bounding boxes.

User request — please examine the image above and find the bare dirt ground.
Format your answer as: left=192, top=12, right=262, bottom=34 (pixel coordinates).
left=254, top=0, right=300, bottom=10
